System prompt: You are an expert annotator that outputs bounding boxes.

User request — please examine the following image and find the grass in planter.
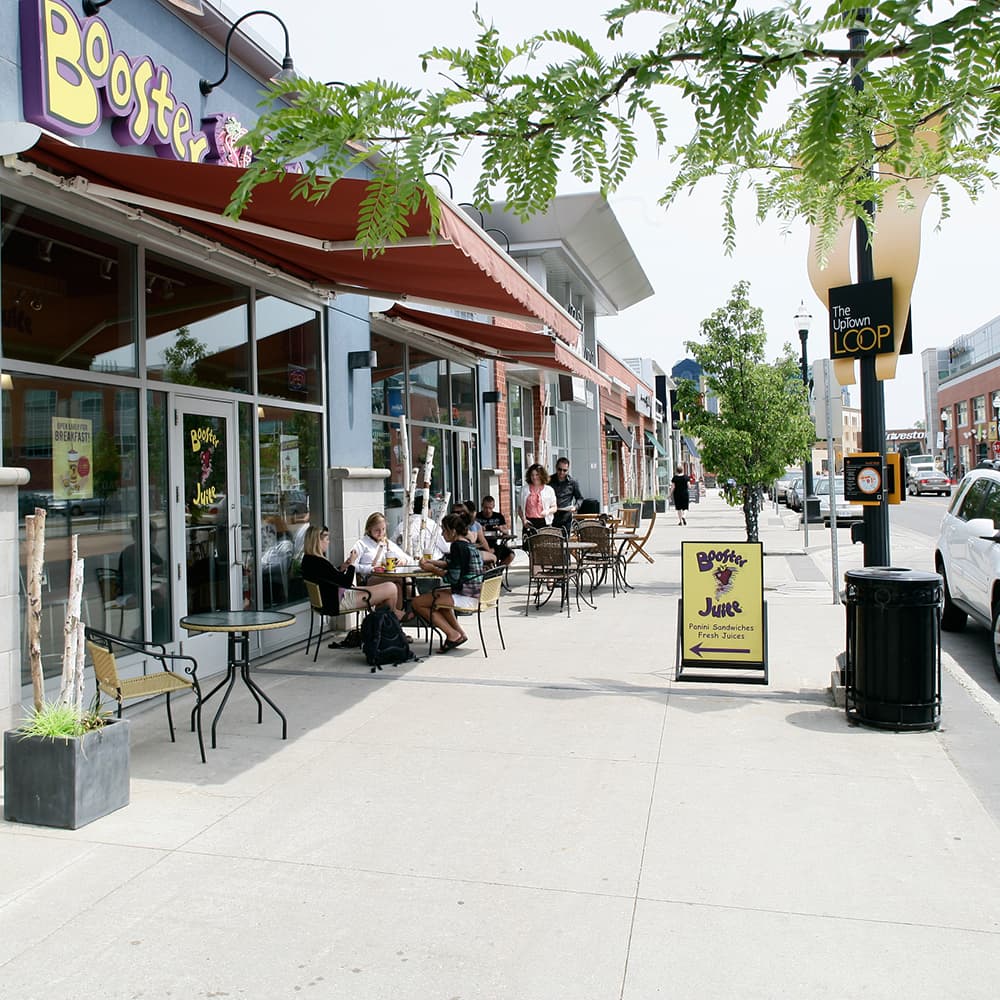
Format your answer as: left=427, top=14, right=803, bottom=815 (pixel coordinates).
left=18, top=701, right=109, bottom=740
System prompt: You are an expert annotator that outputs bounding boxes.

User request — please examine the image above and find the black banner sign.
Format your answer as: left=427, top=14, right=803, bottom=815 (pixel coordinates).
left=829, top=278, right=894, bottom=359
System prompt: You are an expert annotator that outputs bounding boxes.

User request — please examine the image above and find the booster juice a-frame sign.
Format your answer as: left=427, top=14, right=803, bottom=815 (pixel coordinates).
left=676, top=540, right=768, bottom=684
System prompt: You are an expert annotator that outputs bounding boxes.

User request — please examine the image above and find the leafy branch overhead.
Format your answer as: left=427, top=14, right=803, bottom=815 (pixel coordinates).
left=230, top=1, right=1000, bottom=255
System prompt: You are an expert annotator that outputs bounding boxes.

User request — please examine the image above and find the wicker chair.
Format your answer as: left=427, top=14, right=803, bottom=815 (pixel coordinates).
left=576, top=521, right=621, bottom=598
left=526, top=532, right=578, bottom=617
left=84, top=626, right=205, bottom=763
left=452, top=571, right=506, bottom=657
left=304, top=581, right=371, bottom=661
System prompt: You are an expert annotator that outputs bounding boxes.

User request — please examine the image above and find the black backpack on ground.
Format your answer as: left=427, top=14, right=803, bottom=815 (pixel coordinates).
left=360, top=606, right=415, bottom=671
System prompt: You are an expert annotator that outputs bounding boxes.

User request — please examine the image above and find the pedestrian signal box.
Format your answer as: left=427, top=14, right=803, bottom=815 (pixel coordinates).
left=885, top=453, right=902, bottom=505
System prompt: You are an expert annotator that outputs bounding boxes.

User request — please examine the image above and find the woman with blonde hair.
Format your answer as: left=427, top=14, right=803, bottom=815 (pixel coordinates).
left=349, top=512, right=415, bottom=576
left=300, top=525, right=403, bottom=618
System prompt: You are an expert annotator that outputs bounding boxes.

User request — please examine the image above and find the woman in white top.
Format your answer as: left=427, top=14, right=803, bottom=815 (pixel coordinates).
left=519, top=463, right=558, bottom=531
left=349, top=512, right=415, bottom=576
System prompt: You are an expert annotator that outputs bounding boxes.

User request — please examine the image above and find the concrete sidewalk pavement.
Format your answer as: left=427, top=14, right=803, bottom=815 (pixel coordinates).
left=2, top=492, right=1000, bottom=999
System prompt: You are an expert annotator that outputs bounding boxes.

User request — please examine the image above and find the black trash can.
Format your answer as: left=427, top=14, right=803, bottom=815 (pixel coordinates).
left=844, top=567, right=941, bottom=731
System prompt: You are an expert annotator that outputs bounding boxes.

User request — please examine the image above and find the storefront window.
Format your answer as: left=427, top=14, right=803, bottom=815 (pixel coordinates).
left=145, top=253, right=250, bottom=391
left=257, top=406, right=323, bottom=609
left=4, top=374, right=140, bottom=683
left=450, top=363, right=476, bottom=426
left=1, top=200, right=136, bottom=374
left=409, top=350, right=447, bottom=425
left=256, top=294, right=322, bottom=404
left=508, top=380, right=523, bottom=436
left=371, top=334, right=405, bottom=417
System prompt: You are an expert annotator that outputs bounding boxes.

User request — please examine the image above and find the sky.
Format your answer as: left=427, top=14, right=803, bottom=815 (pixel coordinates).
left=224, top=0, right=999, bottom=429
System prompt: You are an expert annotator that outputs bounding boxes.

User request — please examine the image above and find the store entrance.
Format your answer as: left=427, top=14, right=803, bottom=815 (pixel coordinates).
left=170, top=398, right=244, bottom=660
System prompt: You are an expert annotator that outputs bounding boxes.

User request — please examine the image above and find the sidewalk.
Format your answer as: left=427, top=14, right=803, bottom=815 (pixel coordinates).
left=2, top=492, right=1000, bottom=999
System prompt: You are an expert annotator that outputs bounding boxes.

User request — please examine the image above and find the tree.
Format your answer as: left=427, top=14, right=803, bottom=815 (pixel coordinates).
left=230, top=2, right=1000, bottom=257
left=676, top=282, right=815, bottom=542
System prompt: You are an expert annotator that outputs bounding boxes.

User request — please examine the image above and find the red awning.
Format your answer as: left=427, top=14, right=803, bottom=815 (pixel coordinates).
left=380, top=304, right=609, bottom=390
left=16, top=133, right=580, bottom=346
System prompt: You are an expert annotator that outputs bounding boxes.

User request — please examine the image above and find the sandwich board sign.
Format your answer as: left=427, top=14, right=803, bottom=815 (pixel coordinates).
left=676, top=540, right=768, bottom=684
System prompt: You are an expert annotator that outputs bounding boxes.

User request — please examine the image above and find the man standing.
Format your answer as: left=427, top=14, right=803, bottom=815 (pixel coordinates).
left=551, top=458, right=583, bottom=534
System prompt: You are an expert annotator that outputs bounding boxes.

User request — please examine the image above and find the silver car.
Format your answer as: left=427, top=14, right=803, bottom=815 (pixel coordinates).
left=814, top=477, right=863, bottom=526
left=907, top=468, right=952, bottom=496
left=785, top=477, right=804, bottom=512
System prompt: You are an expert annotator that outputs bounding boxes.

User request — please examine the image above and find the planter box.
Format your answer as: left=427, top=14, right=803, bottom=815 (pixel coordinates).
left=655, top=499, right=667, bottom=514
left=3, top=718, right=130, bottom=829
left=641, top=500, right=654, bottom=519
left=622, top=502, right=640, bottom=513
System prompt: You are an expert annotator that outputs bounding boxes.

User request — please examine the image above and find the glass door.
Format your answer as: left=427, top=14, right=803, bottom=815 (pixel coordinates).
left=454, top=430, right=479, bottom=506
left=170, top=398, right=242, bottom=664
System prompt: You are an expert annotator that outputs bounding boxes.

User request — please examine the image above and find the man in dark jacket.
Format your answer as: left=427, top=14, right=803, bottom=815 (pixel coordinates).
left=551, top=458, right=583, bottom=534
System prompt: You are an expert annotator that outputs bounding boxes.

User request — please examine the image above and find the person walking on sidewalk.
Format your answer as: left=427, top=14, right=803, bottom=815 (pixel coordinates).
left=669, top=465, right=690, bottom=525
left=550, top=458, right=583, bottom=535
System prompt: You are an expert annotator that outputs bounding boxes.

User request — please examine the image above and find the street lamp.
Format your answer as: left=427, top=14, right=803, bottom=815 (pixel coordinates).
left=796, top=303, right=821, bottom=524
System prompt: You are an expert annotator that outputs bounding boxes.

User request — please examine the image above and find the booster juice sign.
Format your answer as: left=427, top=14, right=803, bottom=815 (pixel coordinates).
left=679, top=541, right=765, bottom=671
left=20, top=0, right=211, bottom=161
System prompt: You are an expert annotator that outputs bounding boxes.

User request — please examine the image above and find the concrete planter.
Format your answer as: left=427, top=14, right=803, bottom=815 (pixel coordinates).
left=3, top=718, right=130, bottom=829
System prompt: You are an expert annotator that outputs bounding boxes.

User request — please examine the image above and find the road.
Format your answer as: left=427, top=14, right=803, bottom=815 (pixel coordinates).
left=891, top=491, right=1000, bottom=712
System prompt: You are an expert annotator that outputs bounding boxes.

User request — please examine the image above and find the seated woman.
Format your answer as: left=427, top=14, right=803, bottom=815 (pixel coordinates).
left=475, top=495, right=514, bottom=568
left=453, top=502, right=497, bottom=565
left=301, top=525, right=404, bottom=620
left=350, top=512, right=415, bottom=577
left=411, top=513, right=484, bottom=652
left=350, top=511, right=417, bottom=612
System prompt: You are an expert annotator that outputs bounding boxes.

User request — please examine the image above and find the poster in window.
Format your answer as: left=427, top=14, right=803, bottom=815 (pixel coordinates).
left=51, top=417, right=93, bottom=500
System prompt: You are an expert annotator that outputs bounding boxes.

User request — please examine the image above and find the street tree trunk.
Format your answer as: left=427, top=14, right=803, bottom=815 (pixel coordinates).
left=743, top=486, right=760, bottom=543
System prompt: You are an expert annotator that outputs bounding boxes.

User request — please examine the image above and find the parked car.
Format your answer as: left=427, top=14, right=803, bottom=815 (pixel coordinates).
left=907, top=468, right=951, bottom=496
left=771, top=472, right=798, bottom=504
left=813, top=476, right=863, bottom=526
left=785, top=477, right=804, bottom=512
left=48, top=495, right=105, bottom=517
left=935, top=468, right=1000, bottom=679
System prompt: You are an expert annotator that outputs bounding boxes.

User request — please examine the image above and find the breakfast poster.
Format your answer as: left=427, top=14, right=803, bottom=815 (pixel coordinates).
left=51, top=417, right=93, bottom=500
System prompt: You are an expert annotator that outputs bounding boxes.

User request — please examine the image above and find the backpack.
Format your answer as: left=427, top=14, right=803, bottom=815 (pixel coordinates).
left=360, top=606, right=415, bottom=671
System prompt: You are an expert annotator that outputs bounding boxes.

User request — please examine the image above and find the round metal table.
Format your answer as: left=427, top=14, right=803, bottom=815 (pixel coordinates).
left=180, top=610, right=295, bottom=748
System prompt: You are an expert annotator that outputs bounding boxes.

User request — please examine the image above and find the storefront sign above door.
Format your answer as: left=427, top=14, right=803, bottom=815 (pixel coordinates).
left=20, top=0, right=212, bottom=161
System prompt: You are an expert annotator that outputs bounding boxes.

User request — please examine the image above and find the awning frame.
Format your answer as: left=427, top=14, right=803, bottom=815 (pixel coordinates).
left=3, top=127, right=586, bottom=339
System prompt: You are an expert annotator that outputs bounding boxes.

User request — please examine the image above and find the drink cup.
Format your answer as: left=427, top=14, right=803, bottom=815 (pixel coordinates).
left=422, top=552, right=433, bottom=562
left=386, top=557, right=397, bottom=572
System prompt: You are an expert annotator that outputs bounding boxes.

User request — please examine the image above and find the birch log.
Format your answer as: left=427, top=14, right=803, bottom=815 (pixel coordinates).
left=418, top=444, right=434, bottom=536
left=74, top=620, right=86, bottom=716
left=59, top=535, right=84, bottom=708
left=437, top=491, right=451, bottom=528
left=25, top=509, right=46, bottom=711
left=399, top=415, right=412, bottom=553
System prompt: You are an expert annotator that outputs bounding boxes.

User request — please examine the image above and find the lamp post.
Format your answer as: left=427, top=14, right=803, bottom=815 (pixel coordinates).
left=796, top=304, right=821, bottom=525
left=940, top=408, right=950, bottom=479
